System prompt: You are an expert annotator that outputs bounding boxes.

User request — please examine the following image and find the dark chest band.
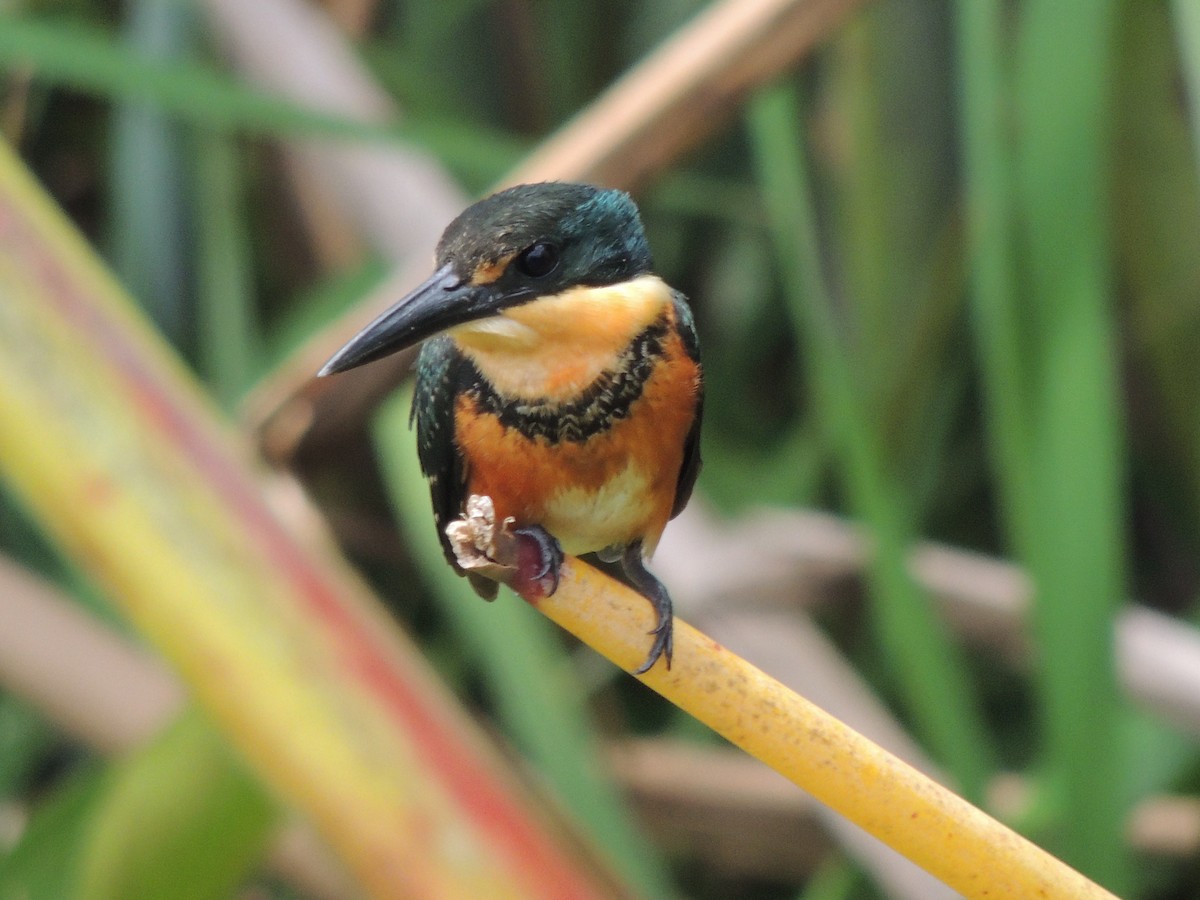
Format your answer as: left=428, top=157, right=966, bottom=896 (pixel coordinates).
left=465, top=314, right=670, bottom=444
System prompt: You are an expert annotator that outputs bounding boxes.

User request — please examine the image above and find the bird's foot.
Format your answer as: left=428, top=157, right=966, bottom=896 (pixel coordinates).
left=634, top=617, right=673, bottom=676
left=444, top=495, right=562, bottom=601
left=622, top=544, right=674, bottom=674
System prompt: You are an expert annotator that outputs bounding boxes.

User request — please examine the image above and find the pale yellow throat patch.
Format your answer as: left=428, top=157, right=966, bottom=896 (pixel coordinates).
left=448, top=274, right=673, bottom=401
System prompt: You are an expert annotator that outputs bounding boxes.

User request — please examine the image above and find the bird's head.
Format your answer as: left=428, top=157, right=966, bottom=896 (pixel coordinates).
left=318, top=182, right=655, bottom=376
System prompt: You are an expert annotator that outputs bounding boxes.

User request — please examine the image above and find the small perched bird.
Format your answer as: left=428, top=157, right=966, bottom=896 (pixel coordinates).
left=320, top=182, right=703, bottom=673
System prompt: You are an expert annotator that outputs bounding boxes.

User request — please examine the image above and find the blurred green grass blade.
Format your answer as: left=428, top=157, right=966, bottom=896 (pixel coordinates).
left=954, top=0, right=1036, bottom=536
left=701, top=424, right=822, bottom=512
left=0, top=764, right=103, bottom=897
left=822, top=6, right=967, bottom=517
left=746, top=83, right=994, bottom=800
left=0, top=695, right=59, bottom=800
left=825, top=9, right=954, bottom=411
left=1172, top=0, right=1200, bottom=183
left=646, top=174, right=763, bottom=227
left=961, top=0, right=1131, bottom=885
left=1012, top=0, right=1130, bottom=889
left=0, top=15, right=397, bottom=143
left=263, top=258, right=390, bottom=379
left=0, top=484, right=121, bottom=627
left=687, top=220, right=822, bottom=511
left=191, top=128, right=259, bottom=408
left=79, top=708, right=277, bottom=900
left=1122, top=712, right=1198, bottom=806
left=408, top=118, right=527, bottom=189
left=0, top=711, right=274, bottom=900
left=533, top=2, right=599, bottom=126
left=3, top=13, right=525, bottom=189
left=373, top=389, right=672, bottom=898
left=108, top=0, right=193, bottom=347
left=368, top=0, right=497, bottom=121
left=0, top=484, right=70, bottom=585
left=1119, top=4, right=1200, bottom=529
left=796, top=858, right=860, bottom=900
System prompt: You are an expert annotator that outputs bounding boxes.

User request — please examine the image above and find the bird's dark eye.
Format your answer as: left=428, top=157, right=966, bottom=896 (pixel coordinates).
left=515, top=242, right=559, bottom=278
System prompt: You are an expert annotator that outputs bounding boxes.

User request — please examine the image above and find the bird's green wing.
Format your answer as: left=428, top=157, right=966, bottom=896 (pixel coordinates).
left=412, top=336, right=472, bottom=568
left=670, top=291, right=703, bottom=519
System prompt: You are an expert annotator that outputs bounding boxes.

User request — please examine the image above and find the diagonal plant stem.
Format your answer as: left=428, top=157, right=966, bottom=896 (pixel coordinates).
left=492, top=544, right=1116, bottom=900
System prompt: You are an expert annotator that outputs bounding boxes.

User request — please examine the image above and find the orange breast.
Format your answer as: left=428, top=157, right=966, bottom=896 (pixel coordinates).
left=453, top=329, right=700, bottom=557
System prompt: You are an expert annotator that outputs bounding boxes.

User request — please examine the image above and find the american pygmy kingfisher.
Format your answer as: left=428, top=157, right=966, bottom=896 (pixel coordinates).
left=319, top=182, right=703, bottom=673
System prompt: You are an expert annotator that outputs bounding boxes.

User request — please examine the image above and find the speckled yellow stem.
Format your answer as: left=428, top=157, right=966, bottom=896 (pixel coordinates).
left=532, top=556, right=1117, bottom=900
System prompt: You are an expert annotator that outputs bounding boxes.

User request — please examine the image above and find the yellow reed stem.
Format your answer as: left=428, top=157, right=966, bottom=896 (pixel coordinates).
left=533, top=555, right=1117, bottom=900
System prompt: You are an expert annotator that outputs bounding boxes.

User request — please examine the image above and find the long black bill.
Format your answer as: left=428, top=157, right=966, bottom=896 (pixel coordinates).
left=318, top=263, right=523, bottom=377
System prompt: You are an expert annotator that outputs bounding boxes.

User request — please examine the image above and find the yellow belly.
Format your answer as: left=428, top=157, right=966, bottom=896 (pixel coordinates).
left=541, top=463, right=655, bottom=555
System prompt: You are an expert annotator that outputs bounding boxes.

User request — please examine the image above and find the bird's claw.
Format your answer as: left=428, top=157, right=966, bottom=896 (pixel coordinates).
left=448, top=498, right=672, bottom=669
left=622, top=543, right=675, bottom=675
left=634, top=617, right=673, bottom=675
